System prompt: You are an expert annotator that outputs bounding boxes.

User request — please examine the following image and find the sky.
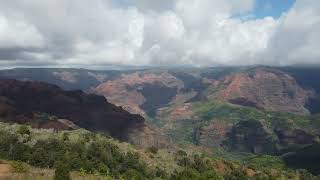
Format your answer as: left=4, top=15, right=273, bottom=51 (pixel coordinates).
left=253, top=0, right=296, bottom=18
left=0, top=0, right=319, bottom=68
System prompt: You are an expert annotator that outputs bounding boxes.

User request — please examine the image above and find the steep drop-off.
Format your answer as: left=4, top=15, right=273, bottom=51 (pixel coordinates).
left=0, top=79, right=145, bottom=140
left=94, top=72, right=184, bottom=117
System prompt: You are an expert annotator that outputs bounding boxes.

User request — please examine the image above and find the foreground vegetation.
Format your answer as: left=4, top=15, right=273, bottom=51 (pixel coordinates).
left=0, top=123, right=318, bottom=179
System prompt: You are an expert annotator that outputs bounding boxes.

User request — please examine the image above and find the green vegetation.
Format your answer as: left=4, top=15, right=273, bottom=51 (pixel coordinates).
left=192, top=101, right=320, bottom=131
left=283, top=143, right=320, bottom=175
left=146, top=146, right=159, bottom=154
left=154, top=100, right=320, bottom=156
left=193, top=101, right=265, bottom=123
left=54, top=160, right=71, bottom=180
left=10, top=161, right=29, bottom=173
left=0, top=122, right=318, bottom=179
left=243, top=155, right=286, bottom=171
left=0, top=123, right=151, bottom=179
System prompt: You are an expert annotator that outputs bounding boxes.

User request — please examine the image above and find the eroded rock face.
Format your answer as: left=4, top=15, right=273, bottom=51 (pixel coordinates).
left=194, top=121, right=232, bottom=148
left=94, top=72, right=184, bottom=117
left=0, top=79, right=145, bottom=140
left=220, top=68, right=312, bottom=115
left=276, top=129, right=316, bottom=145
left=128, top=123, right=172, bottom=149
left=225, top=120, right=277, bottom=154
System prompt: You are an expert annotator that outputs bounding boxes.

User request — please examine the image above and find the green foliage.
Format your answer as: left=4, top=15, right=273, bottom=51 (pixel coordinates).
left=171, top=168, right=223, bottom=180
left=192, top=101, right=265, bottom=123
left=10, top=161, right=28, bottom=173
left=54, top=160, right=70, bottom=180
left=17, top=125, right=31, bottom=135
left=62, top=132, right=69, bottom=142
left=79, top=168, right=87, bottom=177
left=283, top=143, right=320, bottom=175
left=223, top=170, right=247, bottom=180
left=200, top=171, right=224, bottom=180
left=0, top=127, right=150, bottom=179
left=244, top=155, right=285, bottom=170
left=0, top=123, right=318, bottom=179
left=146, top=146, right=159, bottom=154
left=176, top=150, right=187, bottom=157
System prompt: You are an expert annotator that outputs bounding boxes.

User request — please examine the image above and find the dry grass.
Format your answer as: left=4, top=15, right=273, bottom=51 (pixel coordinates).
left=1, top=166, right=54, bottom=180
left=0, top=161, right=111, bottom=180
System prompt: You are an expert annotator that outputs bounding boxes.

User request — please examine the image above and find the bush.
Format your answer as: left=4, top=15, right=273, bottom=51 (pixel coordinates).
left=224, top=170, right=247, bottom=180
left=176, top=150, right=187, bottom=157
left=54, top=161, right=70, bottom=180
left=10, top=161, right=28, bottom=173
left=17, top=126, right=31, bottom=135
left=171, top=168, right=200, bottom=180
left=200, top=170, right=224, bottom=180
left=146, top=146, right=158, bottom=154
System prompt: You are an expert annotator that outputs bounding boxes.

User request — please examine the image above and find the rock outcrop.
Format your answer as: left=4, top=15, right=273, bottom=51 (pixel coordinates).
left=0, top=79, right=145, bottom=140
left=275, top=129, right=316, bottom=146
left=219, top=68, right=312, bottom=115
left=194, top=121, right=232, bottom=148
left=94, top=72, right=183, bottom=117
left=225, top=120, right=277, bottom=154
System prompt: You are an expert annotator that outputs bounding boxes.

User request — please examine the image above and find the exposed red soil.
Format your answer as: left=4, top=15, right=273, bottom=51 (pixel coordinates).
left=94, top=72, right=183, bottom=115
left=219, top=68, right=312, bottom=114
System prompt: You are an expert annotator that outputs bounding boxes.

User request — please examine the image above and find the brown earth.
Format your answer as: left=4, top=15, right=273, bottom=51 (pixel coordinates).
left=169, top=103, right=194, bottom=121
left=219, top=68, right=313, bottom=115
left=128, top=123, right=172, bottom=149
left=94, top=72, right=184, bottom=116
left=194, top=120, right=232, bottom=148
left=0, top=163, right=11, bottom=178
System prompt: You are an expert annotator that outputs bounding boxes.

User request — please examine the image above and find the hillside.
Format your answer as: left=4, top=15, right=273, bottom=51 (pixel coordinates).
left=217, top=68, right=312, bottom=115
left=93, top=71, right=184, bottom=116
left=0, top=122, right=318, bottom=179
left=0, top=79, right=146, bottom=140
left=0, top=67, right=319, bottom=159
left=0, top=68, right=123, bottom=90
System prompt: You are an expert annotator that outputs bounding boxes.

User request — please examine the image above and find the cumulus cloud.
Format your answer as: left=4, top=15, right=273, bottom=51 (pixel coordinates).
left=0, top=15, right=44, bottom=49
left=0, top=0, right=318, bottom=67
left=265, top=0, right=320, bottom=65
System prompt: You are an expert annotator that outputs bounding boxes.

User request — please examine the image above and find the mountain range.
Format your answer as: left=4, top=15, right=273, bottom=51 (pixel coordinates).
left=0, top=66, right=320, bottom=175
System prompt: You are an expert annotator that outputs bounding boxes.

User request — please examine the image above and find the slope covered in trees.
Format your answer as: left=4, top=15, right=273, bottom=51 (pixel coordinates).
left=0, top=123, right=318, bottom=179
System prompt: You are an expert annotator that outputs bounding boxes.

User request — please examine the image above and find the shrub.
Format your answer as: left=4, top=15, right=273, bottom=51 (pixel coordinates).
left=54, top=161, right=70, bottom=180
left=17, top=126, right=31, bottom=135
left=62, top=133, right=69, bottom=142
left=10, top=161, right=28, bottom=173
left=146, top=146, right=158, bottom=154
left=200, top=170, right=224, bottom=180
left=176, top=150, right=187, bottom=157
left=171, top=168, right=200, bottom=180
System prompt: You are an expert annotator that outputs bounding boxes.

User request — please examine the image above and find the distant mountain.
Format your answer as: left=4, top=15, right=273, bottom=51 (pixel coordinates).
left=93, top=71, right=184, bottom=116
left=217, top=67, right=313, bottom=115
left=0, top=68, right=124, bottom=90
left=1, top=66, right=319, bottom=154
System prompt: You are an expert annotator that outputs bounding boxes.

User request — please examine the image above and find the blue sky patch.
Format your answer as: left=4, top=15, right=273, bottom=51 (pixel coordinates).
left=253, top=0, right=296, bottom=18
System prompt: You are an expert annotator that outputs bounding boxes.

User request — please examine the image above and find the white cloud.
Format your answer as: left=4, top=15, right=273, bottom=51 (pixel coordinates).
left=0, top=14, right=44, bottom=49
left=115, top=0, right=175, bottom=12
left=0, top=0, right=318, bottom=67
left=265, top=0, right=320, bottom=65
